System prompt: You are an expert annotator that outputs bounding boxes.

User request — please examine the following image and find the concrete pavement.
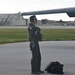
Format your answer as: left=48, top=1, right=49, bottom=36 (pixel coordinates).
left=0, top=41, right=75, bottom=75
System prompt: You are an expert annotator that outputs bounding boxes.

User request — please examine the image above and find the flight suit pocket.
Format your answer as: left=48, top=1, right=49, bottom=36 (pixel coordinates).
left=30, top=42, right=35, bottom=51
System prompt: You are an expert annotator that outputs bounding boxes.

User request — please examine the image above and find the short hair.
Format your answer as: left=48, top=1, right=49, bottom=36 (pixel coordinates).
left=30, top=15, right=36, bottom=22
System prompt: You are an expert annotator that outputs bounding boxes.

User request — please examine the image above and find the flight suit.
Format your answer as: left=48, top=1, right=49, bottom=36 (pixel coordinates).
left=28, top=23, right=42, bottom=72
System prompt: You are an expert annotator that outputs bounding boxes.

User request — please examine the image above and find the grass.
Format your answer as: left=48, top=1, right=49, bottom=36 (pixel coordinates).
left=0, top=28, right=28, bottom=44
left=0, top=28, right=75, bottom=44
left=42, top=29, right=75, bottom=41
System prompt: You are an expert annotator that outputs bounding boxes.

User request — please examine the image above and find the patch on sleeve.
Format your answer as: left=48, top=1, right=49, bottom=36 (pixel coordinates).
left=29, top=27, right=32, bottom=29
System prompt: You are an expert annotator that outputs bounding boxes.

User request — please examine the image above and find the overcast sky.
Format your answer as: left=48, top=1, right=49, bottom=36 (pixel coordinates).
left=0, top=0, right=75, bottom=21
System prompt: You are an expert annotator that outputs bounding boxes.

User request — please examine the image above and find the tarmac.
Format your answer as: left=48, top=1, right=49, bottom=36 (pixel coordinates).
left=0, top=41, right=75, bottom=75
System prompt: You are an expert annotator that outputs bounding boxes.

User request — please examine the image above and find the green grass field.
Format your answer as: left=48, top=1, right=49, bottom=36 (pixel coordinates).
left=0, top=28, right=75, bottom=44
left=42, top=29, right=75, bottom=41
left=0, top=28, right=28, bottom=44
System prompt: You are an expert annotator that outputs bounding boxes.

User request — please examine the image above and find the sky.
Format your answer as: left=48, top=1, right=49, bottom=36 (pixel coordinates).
left=0, top=0, right=75, bottom=21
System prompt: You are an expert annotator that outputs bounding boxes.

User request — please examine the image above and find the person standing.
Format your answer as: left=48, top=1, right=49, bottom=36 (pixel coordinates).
left=28, top=15, right=44, bottom=74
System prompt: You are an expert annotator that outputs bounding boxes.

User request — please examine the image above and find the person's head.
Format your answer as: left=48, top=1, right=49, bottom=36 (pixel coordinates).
left=30, top=15, right=37, bottom=24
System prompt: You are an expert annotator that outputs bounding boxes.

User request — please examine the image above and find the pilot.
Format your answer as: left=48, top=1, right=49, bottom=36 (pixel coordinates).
left=28, top=15, right=44, bottom=74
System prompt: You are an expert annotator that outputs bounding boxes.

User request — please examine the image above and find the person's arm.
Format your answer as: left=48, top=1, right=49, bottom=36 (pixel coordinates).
left=35, top=27, right=42, bottom=41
